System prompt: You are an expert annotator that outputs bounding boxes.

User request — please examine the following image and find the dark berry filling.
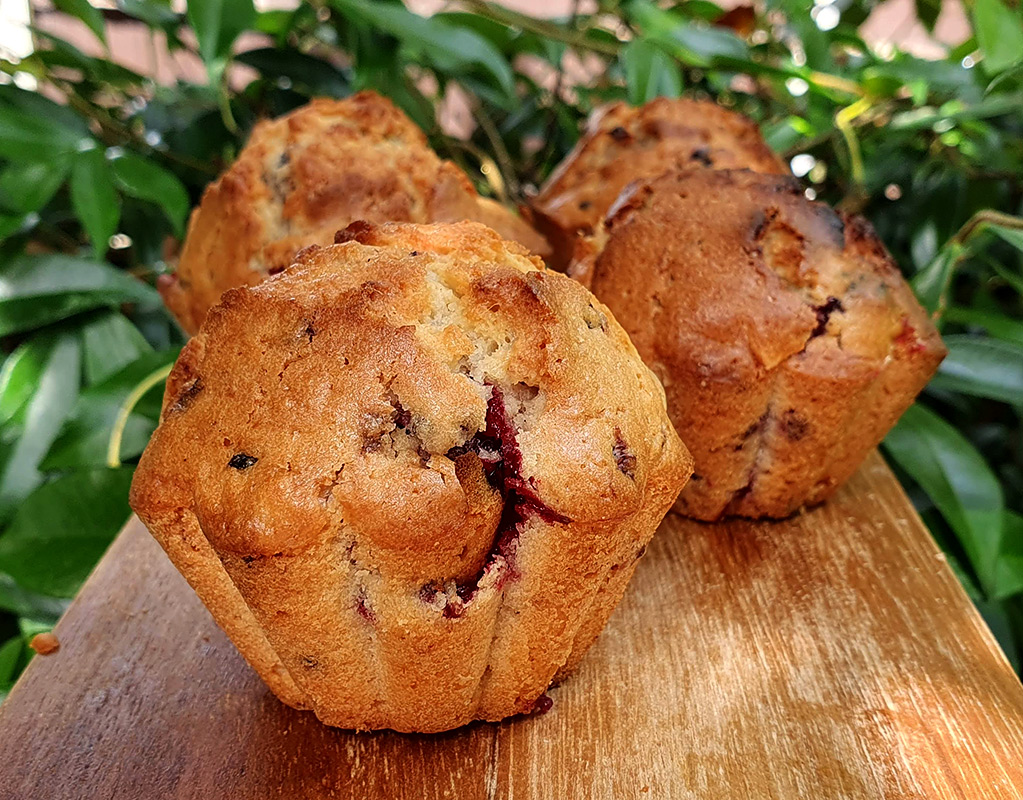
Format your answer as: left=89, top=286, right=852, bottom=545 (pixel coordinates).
left=811, top=296, right=844, bottom=338
left=612, top=428, right=637, bottom=479
left=228, top=453, right=258, bottom=470
left=690, top=147, right=713, bottom=167
left=431, top=385, right=570, bottom=618
left=355, top=591, right=376, bottom=624
left=530, top=693, right=554, bottom=715
left=781, top=409, right=810, bottom=441
left=392, top=400, right=412, bottom=430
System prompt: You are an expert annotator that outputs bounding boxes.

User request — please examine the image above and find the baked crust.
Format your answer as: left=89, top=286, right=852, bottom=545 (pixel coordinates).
left=160, top=92, right=549, bottom=334
left=589, top=170, right=945, bottom=520
left=530, top=98, right=787, bottom=277
left=131, top=220, right=692, bottom=732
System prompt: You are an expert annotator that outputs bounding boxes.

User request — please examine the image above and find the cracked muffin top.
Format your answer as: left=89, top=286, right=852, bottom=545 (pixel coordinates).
left=530, top=98, right=787, bottom=272
left=160, top=92, right=549, bottom=334
left=133, top=220, right=691, bottom=581
left=589, top=169, right=945, bottom=519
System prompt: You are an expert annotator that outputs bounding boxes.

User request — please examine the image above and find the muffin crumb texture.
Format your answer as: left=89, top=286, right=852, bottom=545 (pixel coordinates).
left=530, top=98, right=788, bottom=276
left=131, top=221, right=691, bottom=732
left=161, top=92, right=548, bottom=334
left=589, top=169, right=945, bottom=520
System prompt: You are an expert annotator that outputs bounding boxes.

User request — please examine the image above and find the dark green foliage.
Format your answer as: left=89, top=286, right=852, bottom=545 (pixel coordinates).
left=0, top=0, right=1020, bottom=691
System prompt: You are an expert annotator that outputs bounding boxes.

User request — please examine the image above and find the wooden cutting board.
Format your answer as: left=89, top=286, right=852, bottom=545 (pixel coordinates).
left=1, top=451, right=1022, bottom=799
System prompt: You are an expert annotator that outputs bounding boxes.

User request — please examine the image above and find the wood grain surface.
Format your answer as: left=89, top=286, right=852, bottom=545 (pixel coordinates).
left=1, top=451, right=1021, bottom=799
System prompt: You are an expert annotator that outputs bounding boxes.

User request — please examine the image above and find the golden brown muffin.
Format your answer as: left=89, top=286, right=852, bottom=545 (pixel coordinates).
left=530, top=97, right=788, bottom=277
left=131, top=220, right=692, bottom=733
left=161, top=92, right=549, bottom=334
left=589, top=170, right=945, bottom=521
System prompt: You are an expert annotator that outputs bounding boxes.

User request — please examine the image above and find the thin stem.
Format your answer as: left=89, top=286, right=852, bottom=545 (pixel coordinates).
left=474, top=102, right=517, bottom=199
left=834, top=96, right=872, bottom=211
left=952, top=210, right=1023, bottom=245
left=927, top=210, right=1023, bottom=322
left=462, top=0, right=621, bottom=56
left=106, top=363, right=173, bottom=469
left=807, top=70, right=864, bottom=97
left=217, top=69, right=240, bottom=135
left=835, top=96, right=871, bottom=186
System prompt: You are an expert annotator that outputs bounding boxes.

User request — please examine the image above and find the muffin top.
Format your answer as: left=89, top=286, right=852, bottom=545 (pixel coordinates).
left=590, top=169, right=944, bottom=393
left=161, top=92, right=548, bottom=333
left=133, top=221, right=690, bottom=587
left=530, top=98, right=787, bottom=269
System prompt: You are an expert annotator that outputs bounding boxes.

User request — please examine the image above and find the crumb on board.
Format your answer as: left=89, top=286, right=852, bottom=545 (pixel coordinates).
left=30, top=632, right=60, bottom=655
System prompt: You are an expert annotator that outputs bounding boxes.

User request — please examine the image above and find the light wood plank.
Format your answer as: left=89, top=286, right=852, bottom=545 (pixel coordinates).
left=0, top=452, right=1020, bottom=798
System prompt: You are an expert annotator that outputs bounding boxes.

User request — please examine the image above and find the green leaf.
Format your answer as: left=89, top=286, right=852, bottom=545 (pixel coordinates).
left=0, top=86, right=90, bottom=136
left=0, top=572, right=68, bottom=621
left=989, top=223, right=1023, bottom=252
left=253, top=8, right=295, bottom=36
left=31, top=29, right=147, bottom=87
left=0, top=160, right=70, bottom=215
left=0, top=332, right=81, bottom=523
left=622, top=39, right=683, bottom=105
left=0, top=214, right=27, bottom=239
left=332, top=0, right=515, bottom=97
left=0, top=339, right=57, bottom=427
left=990, top=258, right=1023, bottom=295
left=0, top=636, right=23, bottom=680
left=883, top=404, right=1004, bottom=597
left=0, top=635, right=27, bottom=701
left=119, top=0, right=180, bottom=28
left=628, top=0, right=748, bottom=67
left=0, top=104, right=87, bottom=162
left=19, top=619, right=52, bottom=641
left=111, top=153, right=190, bottom=236
left=79, top=311, right=153, bottom=385
left=911, top=243, right=964, bottom=315
left=71, top=148, right=120, bottom=261
left=969, top=0, right=1023, bottom=74
left=52, top=0, right=107, bottom=45
left=0, top=468, right=134, bottom=597
left=235, top=48, right=351, bottom=98
left=944, top=307, right=1023, bottom=346
left=971, top=0, right=1023, bottom=74
left=186, top=0, right=257, bottom=65
left=660, top=24, right=748, bottom=66
left=994, top=511, right=1023, bottom=600
left=930, top=335, right=1023, bottom=405
left=890, top=94, right=1023, bottom=131
left=433, top=12, right=519, bottom=52
left=43, top=348, right=178, bottom=470
left=0, top=253, right=160, bottom=337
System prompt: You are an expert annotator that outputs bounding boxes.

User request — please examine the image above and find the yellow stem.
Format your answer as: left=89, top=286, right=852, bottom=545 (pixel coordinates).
left=835, top=96, right=872, bottom=190
left=953, top=209, right=1023, bottom=245
left=808, top=70, right=864, bottom=97
left=106, top=363, right=173, bottom=469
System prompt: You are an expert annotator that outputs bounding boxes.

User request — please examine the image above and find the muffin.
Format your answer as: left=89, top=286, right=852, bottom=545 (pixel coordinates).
left=161, top=92, right=549, bottom=334
left=588, top=169, right=945, bottom=520
left=131, top=220, right=692, bottom=732
left=530, top=97, right=787, bottom=277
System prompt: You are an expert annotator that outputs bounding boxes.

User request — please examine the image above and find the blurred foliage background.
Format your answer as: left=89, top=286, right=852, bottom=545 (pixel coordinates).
left=0, top=0, right=1021, bottom=698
